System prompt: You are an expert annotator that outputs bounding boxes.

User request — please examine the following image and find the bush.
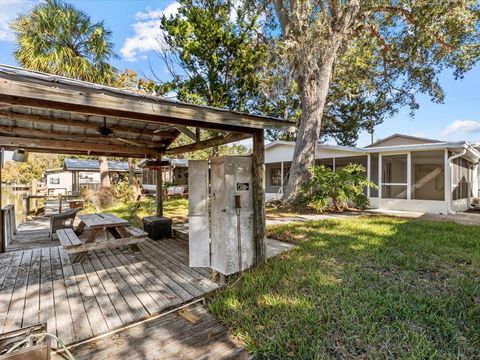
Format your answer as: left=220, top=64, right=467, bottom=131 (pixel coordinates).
left=300, top=164, right=377, bottom=212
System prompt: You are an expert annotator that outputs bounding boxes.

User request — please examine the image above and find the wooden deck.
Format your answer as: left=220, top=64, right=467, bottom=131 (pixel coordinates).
left=0, top=238, right=220, bottom=347
left=52, top=303, right=250, bottom=360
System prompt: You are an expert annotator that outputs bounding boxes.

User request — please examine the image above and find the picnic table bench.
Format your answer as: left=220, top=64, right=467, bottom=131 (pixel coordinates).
left=56, top=213, right=147, bottom=262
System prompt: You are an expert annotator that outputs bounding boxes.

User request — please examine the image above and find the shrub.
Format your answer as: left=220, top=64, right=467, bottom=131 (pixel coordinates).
left=300, top=164, right=377, bottom=212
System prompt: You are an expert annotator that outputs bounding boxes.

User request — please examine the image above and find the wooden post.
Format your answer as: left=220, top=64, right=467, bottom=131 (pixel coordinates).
left=156, top=164, right=163, bottom=217
left=252, top=129, right=266, bottom=265
left=0, top=148, right=3, bottom=253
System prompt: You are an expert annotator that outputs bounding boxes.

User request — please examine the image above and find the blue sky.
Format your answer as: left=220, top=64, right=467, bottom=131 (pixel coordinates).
left=0, top=0, right=479, bottom=148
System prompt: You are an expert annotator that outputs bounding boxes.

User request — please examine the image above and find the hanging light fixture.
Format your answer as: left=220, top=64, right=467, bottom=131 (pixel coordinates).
left=12, top=148, right=28, bottom=162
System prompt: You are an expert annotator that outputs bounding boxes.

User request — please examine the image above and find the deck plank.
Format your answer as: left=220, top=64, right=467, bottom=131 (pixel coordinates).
left=81, top=257, right=124, bottom=331
left=0, top=237, right=222, bottom=350
left=141, top=240, right=218, bottom=293
left=3, top=250, right=32, bottom=333
left=51, top=304, right=249, bottom=360
left=22, top=248, right=42, bottom=328
left=58, top=248, right=93, bottom=340
left=94, top=251, right=150, bottom=321
left=101, top=249, right=161, bottom=315
left=127, top=249, right=193, bottom=302
left=71, top=260, right=109, bottom=336
left=0, top=251, right=24, bottom=333
left=86, top=251, right=136, bottom=325
left=50, top=247, right=76, bottom=345
left=39, top=247, right=57, bottom=346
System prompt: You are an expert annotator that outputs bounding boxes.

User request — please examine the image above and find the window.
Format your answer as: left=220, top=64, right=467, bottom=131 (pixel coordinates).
left=50, top=177, right=60, bottom=185
left=411, top=151, right=444, bottom=201
left=270, top=167, right=281, bottom=186
left=382, top=154, right=407, bottom=199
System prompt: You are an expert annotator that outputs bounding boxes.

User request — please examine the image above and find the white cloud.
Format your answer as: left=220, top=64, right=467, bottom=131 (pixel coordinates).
left=120, top=2, right=180, bottom=62
left=0, top=0, right=35, bottom=41
left=441, top=120, right=480, bottom=138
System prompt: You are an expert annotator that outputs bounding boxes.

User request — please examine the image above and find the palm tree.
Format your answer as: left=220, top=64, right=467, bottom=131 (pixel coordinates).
left=11, top=0, right=117, bottom=85
left=11, top=0, right=117, bottom=207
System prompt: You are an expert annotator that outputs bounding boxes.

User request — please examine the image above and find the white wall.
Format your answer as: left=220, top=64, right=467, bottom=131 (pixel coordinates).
left=46, top=171, right=72, bottom=195
left=372, top=198, right=449, bottom=214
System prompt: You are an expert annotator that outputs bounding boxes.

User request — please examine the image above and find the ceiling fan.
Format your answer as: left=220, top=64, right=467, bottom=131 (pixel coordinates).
left=96, top=117, right=144, bottom=147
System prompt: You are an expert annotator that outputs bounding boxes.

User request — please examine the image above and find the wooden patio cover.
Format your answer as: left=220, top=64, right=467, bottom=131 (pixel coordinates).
left=0, top=65, right=293, bottom=157
left=0, top=64, right=294, bottom=264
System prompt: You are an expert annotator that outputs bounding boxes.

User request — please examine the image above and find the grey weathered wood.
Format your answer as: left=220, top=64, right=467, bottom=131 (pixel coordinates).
left=71, top=260, right=109, bottom=336
left=57, top=228, right=82, bottom=249
left=0, top=237, right=220, bottom=347
left=252, top=129, right=267, bottom=265
left=38, top=247, right=55, bottom=347
left=92, top=251, right=149, bottom=321
left=64, top=236, right=146, bottom=254
left=49, top=247, right=76, bottom=344
left=21, top=248, right=41, bottom=328
left=86, top=252, right=136, bottom=325
left=0, top=67, right=293, bottom=133
left=57, top=248, right=93, bottom=340
left=166, top=132, right=251, bottom=155
left=78, top=213, right=128, bottom=229
left=3, top=250, right=32, bottom=332
left=50, top=304, right=249, bottom=360
left=0, top=110, right=178, bottom=138
left=0, top=251, right=23, bottom=332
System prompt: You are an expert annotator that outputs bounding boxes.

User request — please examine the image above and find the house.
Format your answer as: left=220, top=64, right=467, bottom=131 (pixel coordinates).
left=138, top=158, right=189, bottom=192
left=45, top=158, right=141, bottom=195
left=265, top=134, right=480, bottom=214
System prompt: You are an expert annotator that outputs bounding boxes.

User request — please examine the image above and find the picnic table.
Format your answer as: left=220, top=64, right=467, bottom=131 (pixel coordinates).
left=56, top=213, right=148, bottom=262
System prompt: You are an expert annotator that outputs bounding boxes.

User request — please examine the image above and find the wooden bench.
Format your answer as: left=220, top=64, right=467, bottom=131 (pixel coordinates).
left=56, top=226, right=147, bottom=257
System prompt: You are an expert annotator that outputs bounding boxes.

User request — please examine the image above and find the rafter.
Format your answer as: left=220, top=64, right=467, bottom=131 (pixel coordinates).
left=166, top=132, right=250, bottom=155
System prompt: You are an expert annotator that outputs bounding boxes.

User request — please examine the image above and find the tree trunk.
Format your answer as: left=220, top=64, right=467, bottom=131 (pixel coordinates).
left=99, top=156, right=110, bottom=188
left=282, top=48, right=339, bottom=205
left=127, top=158, right=141, bottom=198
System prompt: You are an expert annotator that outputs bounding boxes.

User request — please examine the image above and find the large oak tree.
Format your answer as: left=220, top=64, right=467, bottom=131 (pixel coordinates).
left=271, top=0, right=480, bottom=204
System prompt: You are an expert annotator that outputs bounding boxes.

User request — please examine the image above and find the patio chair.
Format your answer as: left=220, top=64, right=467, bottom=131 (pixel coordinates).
left=49, top=208, right=81, bottom=239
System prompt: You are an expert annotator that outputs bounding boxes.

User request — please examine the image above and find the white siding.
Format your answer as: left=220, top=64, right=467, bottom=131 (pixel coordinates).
left=46, top=171, right=72, bottom=195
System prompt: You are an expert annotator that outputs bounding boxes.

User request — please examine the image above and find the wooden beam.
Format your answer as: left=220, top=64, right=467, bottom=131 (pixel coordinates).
left=156, top=162, right=163, bottom=217
left=175, top=126, right=197, bottom=141
left=166, top=132, right=251, bottom=155
left=0, top=124, right=164, bottom=148
left=0, top=111, right=178, bottom=139
left=252, top=129, right=266, bottom=265
left=0, top=135, right=161, bottom=157
left=0, top=70, right=295, bottom=132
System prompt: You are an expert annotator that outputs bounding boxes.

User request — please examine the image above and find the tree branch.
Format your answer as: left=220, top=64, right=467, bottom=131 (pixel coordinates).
left=367, top=6, right=454, bottom=52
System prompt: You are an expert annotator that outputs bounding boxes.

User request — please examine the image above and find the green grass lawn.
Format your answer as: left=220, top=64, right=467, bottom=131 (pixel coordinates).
left=89, top=197, right=188, bottom=228
left=208, top=217, right=480, bottom=359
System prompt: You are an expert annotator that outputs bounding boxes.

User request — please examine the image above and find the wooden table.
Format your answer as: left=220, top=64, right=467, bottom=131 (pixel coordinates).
left=57, top=213, right=147, bottom=262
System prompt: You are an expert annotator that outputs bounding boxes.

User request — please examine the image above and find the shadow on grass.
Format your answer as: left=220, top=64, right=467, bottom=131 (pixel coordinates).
left=208, top=216, right=480, bottom=359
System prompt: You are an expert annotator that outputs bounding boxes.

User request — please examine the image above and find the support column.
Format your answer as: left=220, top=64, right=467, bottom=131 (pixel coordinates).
left=280, top=162, right=284, bottom=194
left=156, top=163, right=163, bottom=217
left=367, top=154, right=371, bottom=198
left=332, top=158, right=336, bottom=172
left=252, top=130, right=266, bottom=265
left=378, top=154, right=382, bottom=201
left=444, top=150, right=450, bottom=212
left=407, top=152, right=412, bottom=200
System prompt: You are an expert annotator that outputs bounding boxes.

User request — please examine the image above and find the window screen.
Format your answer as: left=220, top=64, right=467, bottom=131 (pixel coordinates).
left=411, top=151, right=444, bottom=201
left=381, top=154, right=407, bottom=199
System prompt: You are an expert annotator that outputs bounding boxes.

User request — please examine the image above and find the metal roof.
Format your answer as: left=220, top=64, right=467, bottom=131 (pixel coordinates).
left=63, top=158, right=140, bottom=172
